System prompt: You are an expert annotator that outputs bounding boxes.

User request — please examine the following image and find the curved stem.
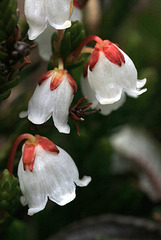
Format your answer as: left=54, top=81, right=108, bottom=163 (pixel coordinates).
left=73, top=35, right=103, bottom=57
left=81, top=47, right=94, bottom=54
left=8, top=133, right=35, bottom=174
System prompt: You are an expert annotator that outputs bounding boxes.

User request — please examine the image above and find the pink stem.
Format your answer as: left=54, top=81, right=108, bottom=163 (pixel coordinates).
left=8, top=133, right=35, bottom=174
left=73, top=35, right=103, bottom=57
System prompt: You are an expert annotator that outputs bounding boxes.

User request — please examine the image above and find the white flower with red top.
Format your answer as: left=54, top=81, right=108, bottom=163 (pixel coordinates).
left=14, top=134, right=91, bottom=216
left=87, top=39, right=147, bottom=105
left=25, top=0, right=73, bottom=40
left=27, top=68, right=77, bottom=134
left=36, top=0, right=83, bottom=61
left=73, top=36, right=147, bottom=111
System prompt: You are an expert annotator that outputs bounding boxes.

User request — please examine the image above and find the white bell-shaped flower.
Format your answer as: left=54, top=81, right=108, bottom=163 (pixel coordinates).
left=25, top=0, right=73, bottom=40
left=27, top=69, right=77, bottom=134
left=87, top=40, right=147, bottom=105
left=18, top=135, right=91, bottom=216
left=81, top=75, right=125, bottom=115
left=36, top=1, right=83, bottom=61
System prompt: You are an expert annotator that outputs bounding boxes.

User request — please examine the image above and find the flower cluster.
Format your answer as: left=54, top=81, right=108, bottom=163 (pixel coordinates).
left=25, top=36, right=146, bottom=133
left=7, top=0, right=147, bottom=216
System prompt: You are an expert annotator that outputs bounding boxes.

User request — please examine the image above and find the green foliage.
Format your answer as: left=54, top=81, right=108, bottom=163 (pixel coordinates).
left=0, top=0, right=30, bottom=102
left=0, top=0, right=17, bottom=42
left=0, top=76, right=20, bottom=93
left=0, top=169, right=20, bottom=215
left=49, top=21, right=87, bottom=70
left=60, top=21, right=86, bottom=59
left=6, top=220, right=28, bottom=240
left=0, top=0, right=18, bottom=102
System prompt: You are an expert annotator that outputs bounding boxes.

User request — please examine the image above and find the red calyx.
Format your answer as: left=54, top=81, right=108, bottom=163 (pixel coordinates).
left=73, top=0, right=81, bottom=8
left=50, top=70, right=77, bottom=94
left=50, top=71, right=64, bottom=91
left=102, top=40, right=125, bottom=66
left=65, top=71, right=77, bottom=94
left=39, top=70, right=54, bottom=85
left=88, top=45, right=100, bottom=71
left=23, top=142, right=36, bottom=172
left=83, top=61, right=89, bottom=78
left=35, top=135, right=59, bottom=154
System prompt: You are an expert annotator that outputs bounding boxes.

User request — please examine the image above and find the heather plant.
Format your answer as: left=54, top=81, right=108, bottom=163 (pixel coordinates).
left=0, top=0, right=161, bottom=239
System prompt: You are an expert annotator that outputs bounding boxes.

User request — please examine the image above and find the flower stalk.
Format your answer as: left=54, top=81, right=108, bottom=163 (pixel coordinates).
left=73, top=35, right=103, bottom=57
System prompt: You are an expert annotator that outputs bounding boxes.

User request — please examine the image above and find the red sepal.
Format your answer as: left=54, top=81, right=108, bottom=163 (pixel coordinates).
left=39, top=70, right=54, bottom=85
left=50, top=71, right=64, bottom=91
left=83, top=61, right=89, bottom=78
left=89, top=45, right=100, bottom=71
left=35, top=135, right=59, bottom=154
left=73, top=0, right=81, bottom=8
left=22, top=142, right=36, bottom=172
left=102, top=40, right=125, bottom=66
left=65, top=71, right=77, bottom=94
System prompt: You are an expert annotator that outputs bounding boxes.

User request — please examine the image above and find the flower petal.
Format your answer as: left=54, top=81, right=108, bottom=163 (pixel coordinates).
left=18, top=144, right=91, bottom=214
left=81, top=75, right=125, bottom=115
left=46, top=0, right=72, bottom=29
left=36, top=24, right=54, bottom=61
left=71, top=4, right=82, bottom=22
left=81, top=75, right=100, bottom=109
left=45, top=146, right=91, bottom=205
left=88, top=46, right=147, bottom=104
left=75, top=176, right=92, bottom=187
left=88, top=52, right=123, bottom=104
left=28, top=74, right=55, bottom=124
left=114, top=47, right=147, bottom=95
left=28, top=71, right=74, bottom=133
left=49, top=191, right=76, bottom=206
left=19, top=111, right=28, bottom=118
left=51, top=76, right=74, bottom=134
left=137, top=78, right=147, bottom=89
left=97, top=93, right=126, bottom=115
left=25, top=0, right=47, bottom=40
left=18, top=158, right=48, bottom=216
left=126, top=88, right=147, bottom=98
